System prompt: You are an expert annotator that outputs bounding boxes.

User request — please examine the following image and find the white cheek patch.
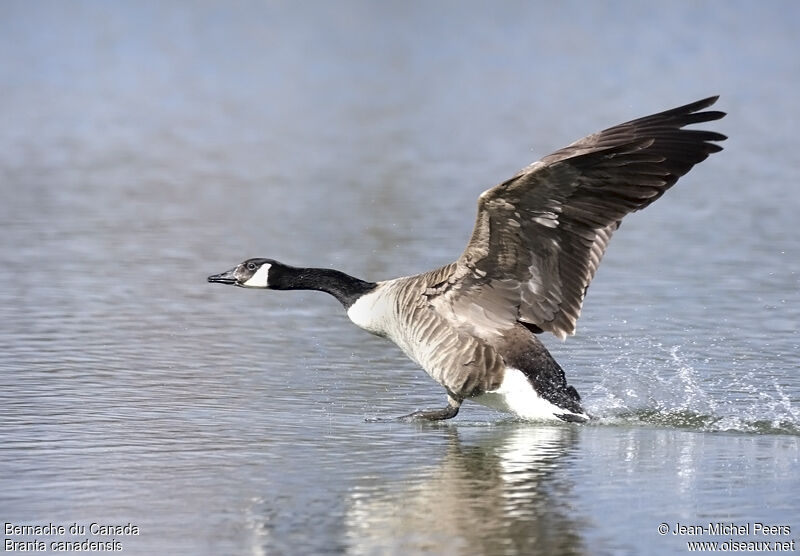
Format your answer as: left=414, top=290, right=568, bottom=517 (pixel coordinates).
left=243, top=263, right=271, bottom=288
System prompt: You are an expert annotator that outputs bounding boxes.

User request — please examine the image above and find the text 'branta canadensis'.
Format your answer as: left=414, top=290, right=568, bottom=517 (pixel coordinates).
left=209, top=97, right=726, bottom=423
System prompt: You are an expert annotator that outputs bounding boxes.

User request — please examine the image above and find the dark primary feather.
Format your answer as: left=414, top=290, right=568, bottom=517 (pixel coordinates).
left=430, top=96, right=726, bottom=340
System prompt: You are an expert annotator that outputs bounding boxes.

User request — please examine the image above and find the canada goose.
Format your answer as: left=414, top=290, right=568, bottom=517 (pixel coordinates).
left=209, top=96, right=726, bottom=423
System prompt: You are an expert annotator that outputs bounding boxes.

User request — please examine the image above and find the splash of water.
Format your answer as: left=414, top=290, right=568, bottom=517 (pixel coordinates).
left=584, top=338, right=800, bottom=435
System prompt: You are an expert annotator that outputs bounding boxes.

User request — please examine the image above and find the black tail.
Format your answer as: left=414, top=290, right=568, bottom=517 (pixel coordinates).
left=506, top=330, right=586, bottom=417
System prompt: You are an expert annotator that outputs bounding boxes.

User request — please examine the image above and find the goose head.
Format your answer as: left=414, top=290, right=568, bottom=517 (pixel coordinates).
left=207, top=258, right=277, bottom=289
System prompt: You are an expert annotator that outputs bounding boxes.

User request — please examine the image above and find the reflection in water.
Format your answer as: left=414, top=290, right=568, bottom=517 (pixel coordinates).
left=344, top=425, right=583, bottom=556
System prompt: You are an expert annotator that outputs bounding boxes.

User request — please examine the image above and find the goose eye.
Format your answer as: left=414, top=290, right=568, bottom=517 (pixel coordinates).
left=247, top=262, right=256, bottom=271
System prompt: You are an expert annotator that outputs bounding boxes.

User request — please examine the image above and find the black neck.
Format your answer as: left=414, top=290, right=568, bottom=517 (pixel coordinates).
left=269, top=265, right=377, bottom=308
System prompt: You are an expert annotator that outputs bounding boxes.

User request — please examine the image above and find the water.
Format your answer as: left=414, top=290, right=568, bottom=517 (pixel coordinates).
left=2, top=1, right=799, bottom=554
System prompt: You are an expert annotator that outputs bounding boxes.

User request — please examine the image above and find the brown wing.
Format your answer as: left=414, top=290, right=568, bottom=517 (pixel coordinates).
left=429, top=96, right=726, bottom=340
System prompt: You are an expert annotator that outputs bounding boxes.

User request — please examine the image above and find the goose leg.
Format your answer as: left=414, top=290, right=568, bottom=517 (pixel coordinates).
left=368, top=396, right=462, bottom=423
left=398, top=401, right=461, bottom=422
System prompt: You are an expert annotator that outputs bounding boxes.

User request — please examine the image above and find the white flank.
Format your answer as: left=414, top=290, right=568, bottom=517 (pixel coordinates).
left=472, top=368, right=586, bottom=422
left=243, top=263, right=271, bottom=288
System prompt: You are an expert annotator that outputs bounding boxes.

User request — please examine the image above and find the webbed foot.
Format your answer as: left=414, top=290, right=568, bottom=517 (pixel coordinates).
left=366, top=396, right=461, bottom=423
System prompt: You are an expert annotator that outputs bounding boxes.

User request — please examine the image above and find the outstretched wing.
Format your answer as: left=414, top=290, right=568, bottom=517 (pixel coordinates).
left=429, top=96, right=726, bottom=340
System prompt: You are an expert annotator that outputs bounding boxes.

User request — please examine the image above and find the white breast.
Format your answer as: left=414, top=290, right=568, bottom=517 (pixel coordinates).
left=346, top=286, right=393, bottom=336
left=346, top=280, right=479, bottom=387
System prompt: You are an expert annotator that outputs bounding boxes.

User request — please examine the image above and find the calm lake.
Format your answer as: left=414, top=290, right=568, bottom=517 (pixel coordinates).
left=1, top=1, right=798, bottom=554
